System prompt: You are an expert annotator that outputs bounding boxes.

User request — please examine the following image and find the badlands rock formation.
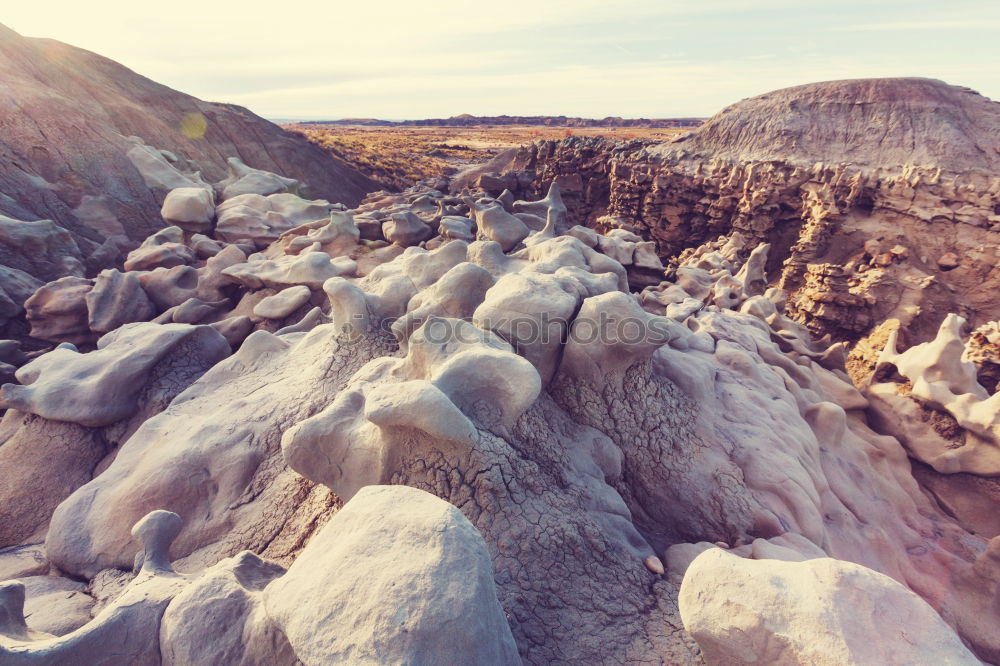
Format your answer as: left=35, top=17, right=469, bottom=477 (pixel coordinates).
left=471, top=78, right=1000, bottom=353
left=2, top=75, right=1000, bottom=665
left=0, top=165, right=999, bottom=663
left=0, top=22, right=378, bottom=342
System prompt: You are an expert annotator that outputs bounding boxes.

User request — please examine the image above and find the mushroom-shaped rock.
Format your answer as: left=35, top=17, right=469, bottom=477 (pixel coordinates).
left=132, top=510, right=183, bottom=573
left=679, top=548, right=980, bottom=665
left=465, top=198, right=529, bottom=252
left=160, top=187, right=215, bottom=232
left=219, top=158, right=300, bottom=201
left=252, top=286, right=312, bottom=320
left=263, top=485, right=521, bottom=665
left=513, top=181, right=569, bottom=234
left=283, top=210, right=359, bottom=256
left=392, top=262, right=495, bottom=346
left=382, top=211, right=433, bottom=247
left=23, top=277, right=94, bottom=345
left=281, top=317, right=540, bottom=499
left=124, top=226, right=195, bottom=272
left=85, top=269, right=156, bottom=333
left=438, top=215, right=475, bottom=241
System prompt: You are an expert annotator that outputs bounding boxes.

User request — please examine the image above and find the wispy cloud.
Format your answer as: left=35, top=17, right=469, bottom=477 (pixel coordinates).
left=4, top=0, right=1000, bottom=117
left=837, top=19, right=1000, bottom=31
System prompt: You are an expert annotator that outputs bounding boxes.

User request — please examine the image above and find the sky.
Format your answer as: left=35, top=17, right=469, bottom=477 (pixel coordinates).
left=5, top=0, right=1000, bottom=120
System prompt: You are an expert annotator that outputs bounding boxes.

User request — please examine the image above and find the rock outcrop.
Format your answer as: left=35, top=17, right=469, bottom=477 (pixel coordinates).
left=0, top=171, right=996, bottom=663
left=0, top=21, right=378, bottom=301
left=4, top=75, right=1000, bottom=666
left=471, top=78, right=1000, bottom=349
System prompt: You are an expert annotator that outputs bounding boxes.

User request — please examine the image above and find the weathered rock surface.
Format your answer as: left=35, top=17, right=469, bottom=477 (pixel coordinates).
left=476, top=78, right=1000, bottom=348
left=679, top=548, right=980, bottom=665
left=4, top=77, right=1000, bottom=666
left=0, top=322, right=230, bottom=547
left=85, top=269, right=156, bottom=333
left=160, top=187, right=215, bottom=233
left=265, top=485, right=521, bottom=665
left=252, top=286, right=312, bottom=319
left=0, top=22, right=378, bottom=257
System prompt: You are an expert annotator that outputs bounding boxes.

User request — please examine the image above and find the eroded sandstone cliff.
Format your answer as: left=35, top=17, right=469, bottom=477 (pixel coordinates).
left=466, top=78, right=1000, bottom=357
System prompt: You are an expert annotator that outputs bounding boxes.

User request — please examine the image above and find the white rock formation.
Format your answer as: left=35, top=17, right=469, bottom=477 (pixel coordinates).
left=160, top=187, right=215, bottom=233
left=265, top=485, right=521, bottom=665
left=3, top=165, right=1000, bottom=666
left=252, top=286, right=312, bottom=319
left=679, top=548, right=980, bottom=665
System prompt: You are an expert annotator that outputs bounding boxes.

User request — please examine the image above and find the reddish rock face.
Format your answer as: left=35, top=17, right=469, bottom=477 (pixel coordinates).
left=0, top=23, right=379, bottom=262
left=473, top=78, right=1000, bottom=348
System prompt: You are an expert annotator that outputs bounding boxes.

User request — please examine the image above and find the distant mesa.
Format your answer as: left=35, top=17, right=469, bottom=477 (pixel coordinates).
left=298, top=114, right=705, bottom=128
left=669, top=77, right=1000, bottom=171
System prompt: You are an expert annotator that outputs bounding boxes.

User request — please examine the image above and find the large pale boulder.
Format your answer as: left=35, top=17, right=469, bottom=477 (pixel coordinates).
left=159, top=552, right=294, bottom=666
left=219, top=158, right=300, bottom=201
left=215, top=193, right=332, bottom=247
left=160, top=187, right=215, bottom=232
left=382, top=211, right=433, bottom=247
left=465, top=198, right=529, bottom=251
left=679, top=548, right=980, bottom=665
left=264, top=485, right=521, bottom=665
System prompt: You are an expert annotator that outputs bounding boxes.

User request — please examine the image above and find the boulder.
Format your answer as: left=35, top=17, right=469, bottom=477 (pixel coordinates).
left=382, top=211, right=433, bottom=247
left=252, top=286, right=312, bottom=320
left=160, top=187, right=215, bottom=233
left=124, top=227, right=194, bottom=272
left=23, top=277, right=94, bottom=345
left=679, top=548, right=979, bottom=665
left=85, top=269, right=156, bottom=333
left=263, top=486, right=521, bottom=665
left=219, top=158, right=299, bottom=201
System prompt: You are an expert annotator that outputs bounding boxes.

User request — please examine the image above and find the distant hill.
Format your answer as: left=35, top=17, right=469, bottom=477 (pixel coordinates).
left=305, top=115, right=705, bottom=128
left=0, top=23, right=379, bottom=255
left=668, top=77, right=1000, bottom=171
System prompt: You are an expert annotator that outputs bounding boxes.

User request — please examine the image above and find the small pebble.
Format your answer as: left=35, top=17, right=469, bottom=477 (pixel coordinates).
left=644, top=555, right=665, bottom=575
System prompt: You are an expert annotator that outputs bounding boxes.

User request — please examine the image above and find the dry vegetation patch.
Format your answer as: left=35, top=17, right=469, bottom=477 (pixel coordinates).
left=285, top=124, right=687, bottom=191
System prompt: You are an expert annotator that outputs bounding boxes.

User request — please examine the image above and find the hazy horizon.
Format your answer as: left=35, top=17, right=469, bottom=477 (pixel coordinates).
left=6, top=0, right=1000, bottom=120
